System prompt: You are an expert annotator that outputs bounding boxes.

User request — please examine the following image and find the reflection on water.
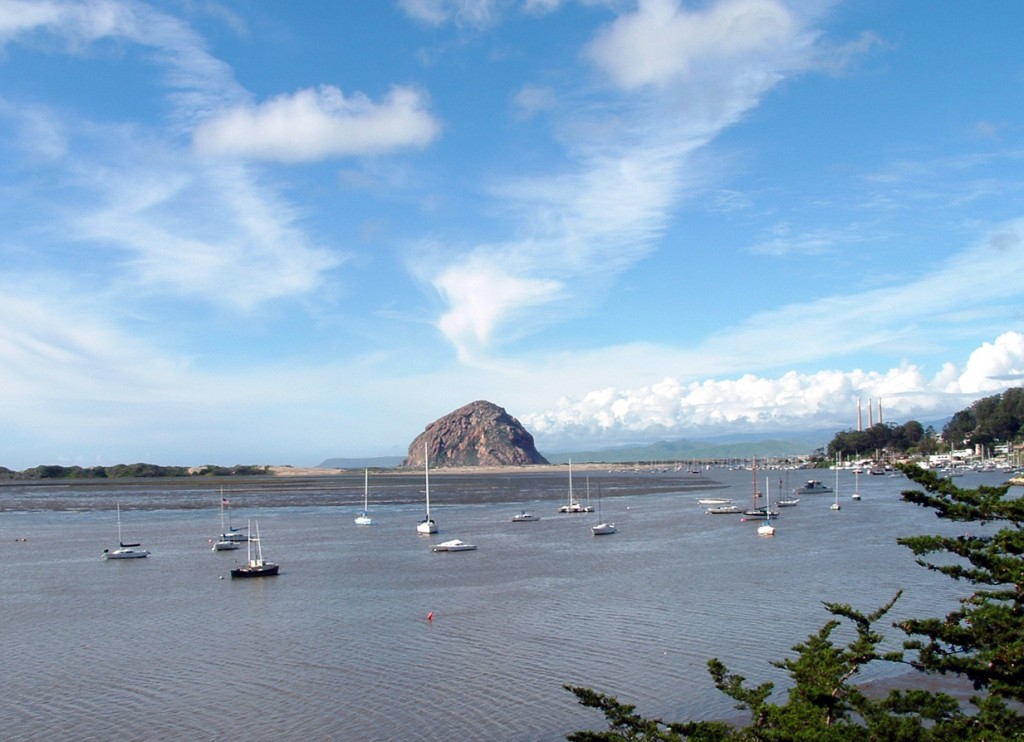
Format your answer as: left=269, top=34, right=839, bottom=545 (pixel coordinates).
left=0, top=468, right=1015, bottom=740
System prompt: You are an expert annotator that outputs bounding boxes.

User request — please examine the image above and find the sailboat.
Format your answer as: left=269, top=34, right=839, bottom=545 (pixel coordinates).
left=558, top=460, right=587, bottom=513
left=217, top=490, right=248, bottom=544
left=830, top=460, right=841, bottom=511
left=230, top=520, right=279, bottom=578
left=355, top=469, right=373, bottom=526
left=591, top=483, right=616, bottom=535
left=102, top=501, right=150, bottom=559
left=212, top=495, right=242, bottom=551
left=743, top=458, right=778, bottom=519
left=757, top=475, right=776, bottom=536
left=417, top=443, right=437, bottom=534
left=851, top=467, right=862, bottom=501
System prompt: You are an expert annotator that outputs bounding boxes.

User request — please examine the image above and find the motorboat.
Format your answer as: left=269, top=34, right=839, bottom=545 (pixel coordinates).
left=697, top=498, right=732, bottom=506
left=432, top=539, right=477, bottom=552
left=794, top=479, right=832, bottom=495
left=512, top=511, right=540, bottom=522
left=705, top=504, right=742, bottom=514
left=102, top=502, right=150, bottom=560
left=230, top=520, right=279, bottom=578
left=742, top=507, right=779, bottom=519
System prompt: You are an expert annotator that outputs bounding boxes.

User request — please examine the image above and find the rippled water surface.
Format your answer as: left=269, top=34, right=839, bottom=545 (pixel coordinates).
left=1, top=467, right=1016, bottom=741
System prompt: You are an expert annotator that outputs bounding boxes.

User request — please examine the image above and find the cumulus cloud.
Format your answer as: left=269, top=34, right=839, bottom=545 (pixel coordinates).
left=193, top=85, right=441, bottom=163
left=585, top=0, right=800, bottom=90
left=522, top=332, right=1024, bottom=444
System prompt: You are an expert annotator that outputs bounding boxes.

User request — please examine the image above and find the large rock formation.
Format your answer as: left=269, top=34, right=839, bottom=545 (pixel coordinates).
left=403, top=400, right=549, bottom=468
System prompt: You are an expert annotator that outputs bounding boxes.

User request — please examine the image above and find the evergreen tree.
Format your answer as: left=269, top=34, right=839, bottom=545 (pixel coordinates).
left=565, top=465, right=1024, bottom=739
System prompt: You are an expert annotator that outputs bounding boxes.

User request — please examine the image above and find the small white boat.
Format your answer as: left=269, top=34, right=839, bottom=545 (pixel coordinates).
left=776, top=497, right=800, bottom=507
left=591, top=484, right=616, bottom=535
left=102, top=501, right=150, bottom=560
left=512, top=511, right=540, bottom=522
left=706, top=505, right=742, bottom=514
left=355, top=469, right=373, bottom=526
left=432, top=539, right=476, bottom=552
left=795, top=479, right=832, bottom=495
left=697, top=497, right=732, bottom=506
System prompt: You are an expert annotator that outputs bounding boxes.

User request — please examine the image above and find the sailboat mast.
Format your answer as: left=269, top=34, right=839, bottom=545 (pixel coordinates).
left=424, top=442, right=431, bottom=518
left=116, top=500, right=123, bottom=543
left=364, top=468, right=369, bottom=511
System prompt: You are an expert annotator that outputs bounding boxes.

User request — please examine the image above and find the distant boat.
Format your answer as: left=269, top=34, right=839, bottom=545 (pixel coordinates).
left=851, top=468, right=862, bottom=501
left=830, top=460, right=841, bottom=511
left=102, top=501, right=150, bottom=560
left=706, top=504, right=742, bottom=514
left=432, top=539, right=476, bottom=552
left=776, top=497, right=800, bottom=507
left=216, top=491, right=248, bottom=544
left=743, top=458, right=778, bottom=519
left=794, top=479, right=832, bottom=495
left=558, top=460, right=588, bottom=513
left=757, top=475, right=776, bottom=536
left=697, top=497, right=732, bottom=506
left=230, top=520, right=279, bottom=578
left=512, top=510, right=540, bottom=522
left=212, top=495, right=241, bottom=551
left=417, top=443, right=437, bottom=534
left=591, top=484, right=616, bottom=536
left=355, top=469, right=373, bottom=526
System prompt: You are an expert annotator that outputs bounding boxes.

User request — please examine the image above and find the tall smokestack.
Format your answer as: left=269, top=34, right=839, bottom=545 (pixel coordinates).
left=857, top=398, right=862, bottom=431
left=868, top=398, right=874, bottom=427
left=878, top=398, right=883, bottom=426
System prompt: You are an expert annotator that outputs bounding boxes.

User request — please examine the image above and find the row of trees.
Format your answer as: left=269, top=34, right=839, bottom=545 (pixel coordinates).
left=944, top=387, right=1024, bottom=450
left=7, top=463, right=270, bottom=479
left=823, top=388, right=1024, bottom=462
left=565, top=464, right=1024, bottom=739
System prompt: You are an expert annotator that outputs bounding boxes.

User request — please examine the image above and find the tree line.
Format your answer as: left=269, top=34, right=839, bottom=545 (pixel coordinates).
left=824, top=387, right=1024, bottom=461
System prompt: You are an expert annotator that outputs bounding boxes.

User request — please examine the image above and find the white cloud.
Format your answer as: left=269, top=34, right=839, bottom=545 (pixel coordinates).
left=521, top=332, right=1024, bottom=444
left=193, top=85, right=441, bottom=163
left=585, top=0, right=800, bottom=90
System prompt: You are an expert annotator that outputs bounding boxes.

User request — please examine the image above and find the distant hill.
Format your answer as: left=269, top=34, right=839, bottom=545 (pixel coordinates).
left=320, top=431, right=829, bottom=469
left=542, top=432, right=829, bottom=465
left=318, top=456, right=405, bottom=469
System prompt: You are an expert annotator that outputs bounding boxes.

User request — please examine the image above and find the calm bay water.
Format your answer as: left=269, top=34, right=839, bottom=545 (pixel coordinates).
left=1, top=467, right=1016, bottom=741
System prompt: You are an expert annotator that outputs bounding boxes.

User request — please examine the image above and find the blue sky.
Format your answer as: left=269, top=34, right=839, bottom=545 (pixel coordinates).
left=2, top=0, right=1023, bottom=469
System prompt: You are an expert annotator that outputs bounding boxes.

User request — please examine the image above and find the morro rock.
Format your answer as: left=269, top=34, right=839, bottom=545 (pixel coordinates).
left=403, top=401, right=549, bottom=468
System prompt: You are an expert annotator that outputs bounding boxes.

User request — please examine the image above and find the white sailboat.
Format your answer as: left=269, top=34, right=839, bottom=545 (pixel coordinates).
left=851, top=468, right=862, bottom=501
left=102, top=501, right=150, bottom=560
left=216, top=490, right=248, bottom=544
left=591, top=483, right=616, bottom=535
left=417, top=443, right=437, bottom=534
left=558, top=460, right=587, bottom=513
left=757, top=475, right=776, bottom=536
left=355, top=469, right=373, bottom=526
left=212, top=495, right=242, bottom=551
left=830, top=460, right=841, bottom=511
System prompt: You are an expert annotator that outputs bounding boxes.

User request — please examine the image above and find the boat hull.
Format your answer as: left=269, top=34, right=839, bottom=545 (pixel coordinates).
left=102, top=548, right=149, bottom=559
left=230, top=563, right=279, bottom=578
left=591, top=524, right=617, bottom=535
